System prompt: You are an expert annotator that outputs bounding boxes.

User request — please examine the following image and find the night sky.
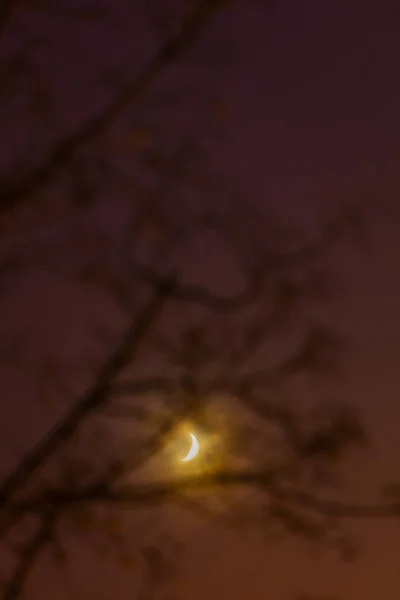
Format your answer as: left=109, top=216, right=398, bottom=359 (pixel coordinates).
left=1, top=0, right=400, bottom=599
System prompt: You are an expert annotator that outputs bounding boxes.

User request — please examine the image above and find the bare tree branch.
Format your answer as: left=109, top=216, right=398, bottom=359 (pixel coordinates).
left=106, top=378, right=213, bottom=495
left=0, top=0, right=16, bottom=42
left=110, top=376, right=182, bottom=399
left=13, top=469, right=400, bottom=520
left=127, top=202, right=362, bottom=315
left=2, top=517, right=53, bottom=600
left=128, top=250, right=267, bottom=312
left=272, top=486, right=400, bottom=519
left=0, top=0, right=227, bottom=218
left=0, top=279, right=175, bottom=510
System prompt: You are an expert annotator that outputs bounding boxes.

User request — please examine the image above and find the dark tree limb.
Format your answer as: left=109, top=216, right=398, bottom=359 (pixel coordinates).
left=2, top=516, right=53, bottom=600
left=105, top=376, right=204, bottom=483
left=0, top=279, right=175, bottom=510
left=0, top=0, right=16, bottom=41
left=0, top=0, right=227, bottom=217
left=14, top=469, right=400, bottom=520
left=129, top=256, right=266, bottom=312
left=110, top=376, right=182, bottom=399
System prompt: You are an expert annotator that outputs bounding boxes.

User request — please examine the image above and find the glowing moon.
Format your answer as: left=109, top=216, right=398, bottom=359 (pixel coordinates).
left=182, top=432, right=199, bottom=462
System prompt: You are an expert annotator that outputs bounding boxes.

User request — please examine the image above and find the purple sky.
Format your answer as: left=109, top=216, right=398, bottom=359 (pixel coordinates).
left=1, top=0, right=400, bottom=598
left=200, top=2, right=400, bottom=597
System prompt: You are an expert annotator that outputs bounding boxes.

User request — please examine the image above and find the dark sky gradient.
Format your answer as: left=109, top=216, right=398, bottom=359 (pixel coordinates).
left=210, top=3, right=400, bottom=597
left=1, top=0, right=400, bottom=598
left=192, top=2, right=400, bottom=597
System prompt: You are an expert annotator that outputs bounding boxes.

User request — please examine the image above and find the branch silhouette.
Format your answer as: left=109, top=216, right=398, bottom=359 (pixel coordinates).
left=0, top=279, right=175, bottom=509
left=11, top=468, right=400, bottom=520
left=0, top=0, right=226, bottom=217
left=2, top=517, right=53, bottom=600
left=0, top=260, right=279, bottom=512
left=0, top=0, right=17, bottom=42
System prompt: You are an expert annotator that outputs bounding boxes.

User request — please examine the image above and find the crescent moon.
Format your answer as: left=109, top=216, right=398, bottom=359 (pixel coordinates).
left=182, top=432, right=199, bottom=462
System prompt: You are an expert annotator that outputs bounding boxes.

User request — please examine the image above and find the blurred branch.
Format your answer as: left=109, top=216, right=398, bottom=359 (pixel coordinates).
left=110, top=376, right=181, bottom=399
left=216, top=323, right=339, bottom=409
left=234, top=388, right=302, bottom=451
left=129, top=201, right=362, bottom=314
left=105, top=376, right=203, bottom=481
left=130, top=255, right=266, bottom=311
left=175, top=275, right=265, bottom=311
left=14, top=469, right=400, bottom=520
left=0, top=279, right=175, bottom=511
left=0, top=0, right=16, bottom=41
left=2, top=516, right=53, bottom=600
left=0, top=0, right=228, bottom=218
left=272, top=485, right=400, bottom=519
